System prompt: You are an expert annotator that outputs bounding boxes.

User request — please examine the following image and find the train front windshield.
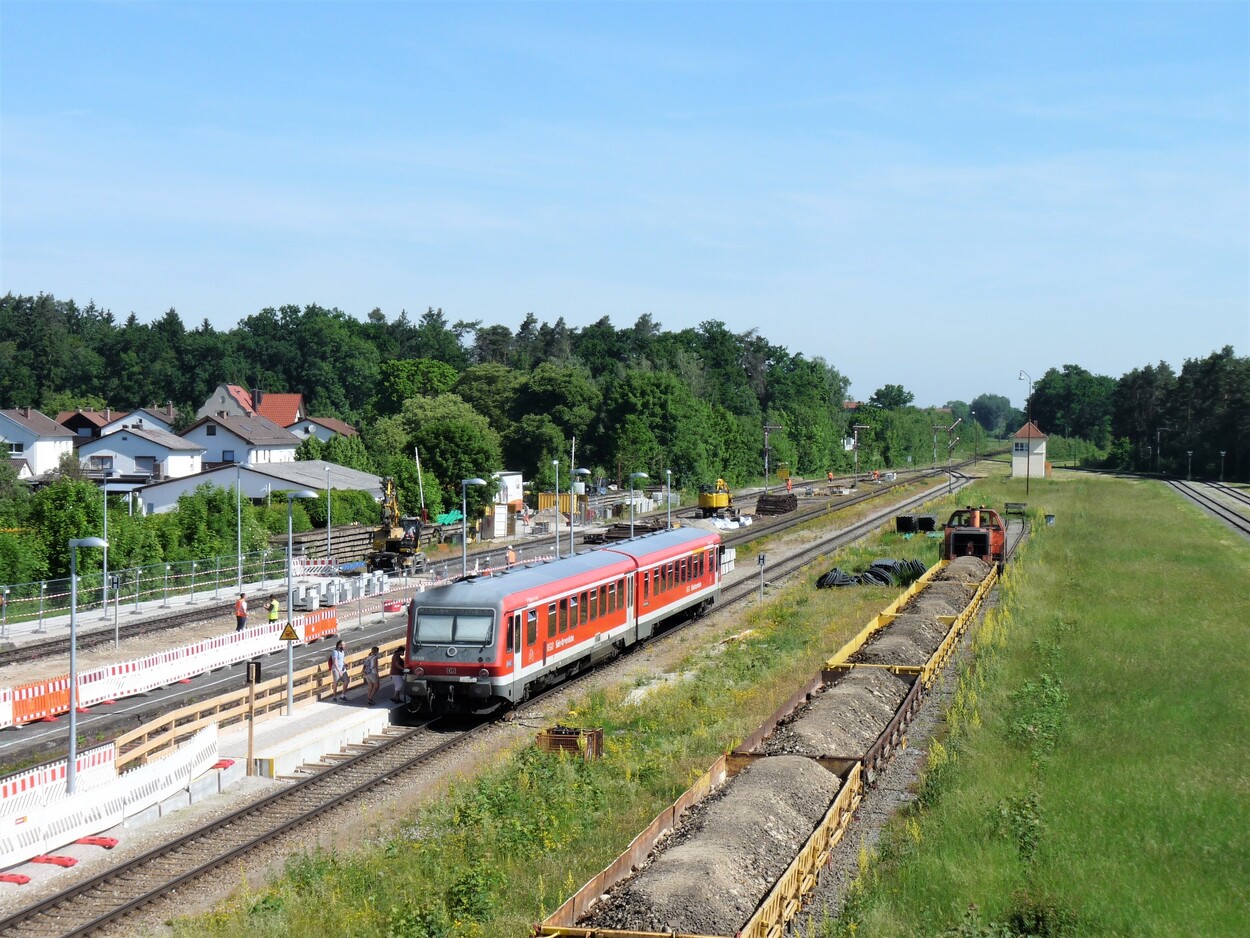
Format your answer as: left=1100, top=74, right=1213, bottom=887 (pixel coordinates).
left=414, top=607, right=495, bottom=645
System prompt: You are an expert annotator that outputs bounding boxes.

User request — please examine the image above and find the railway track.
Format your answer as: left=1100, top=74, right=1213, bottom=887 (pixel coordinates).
left=1165, top=480, right=1250, bottom=538
left=0, top=472, right=983, bottom=936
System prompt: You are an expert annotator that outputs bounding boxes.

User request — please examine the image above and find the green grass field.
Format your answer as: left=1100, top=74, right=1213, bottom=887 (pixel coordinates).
left=825, top=473, right=1250, bottom=937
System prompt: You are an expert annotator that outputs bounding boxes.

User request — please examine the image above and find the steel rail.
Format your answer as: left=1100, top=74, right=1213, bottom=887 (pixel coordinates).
left=1165, top=480, right=1250, bottom=538
left=0, top=474, right=979, bottom=937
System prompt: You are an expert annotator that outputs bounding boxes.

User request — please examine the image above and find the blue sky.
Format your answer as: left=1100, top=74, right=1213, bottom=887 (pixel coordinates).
left=2, top=1, right=1246, bottom=408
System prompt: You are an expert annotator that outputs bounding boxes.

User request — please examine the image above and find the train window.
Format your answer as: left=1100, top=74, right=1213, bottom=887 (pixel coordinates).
left=642, top=570, right=650, bottom=600
left=414, top=609, right=494, bottom=645
left=527, top=609, right=537, bottom=646
left=547, top=603, right=557, bottom=638
left=598, top=585, right=607, bottom=617
left=511, top=613, right=521, bottom=654
left=579, top=591, right=589, bottom=624
left=560, top=598, right=570, bottom=633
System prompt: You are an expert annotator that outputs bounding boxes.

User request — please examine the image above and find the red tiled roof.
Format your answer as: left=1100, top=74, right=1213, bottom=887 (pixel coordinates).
left=1012, top=421, right=1048, bottom=441
left=256, top=393, right=304, bottom=427
left=225, top=385, right=254, bottom=414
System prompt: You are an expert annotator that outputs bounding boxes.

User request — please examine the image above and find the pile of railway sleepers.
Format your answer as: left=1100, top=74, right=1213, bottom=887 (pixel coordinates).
left=755, top=493, right=798, bottom=515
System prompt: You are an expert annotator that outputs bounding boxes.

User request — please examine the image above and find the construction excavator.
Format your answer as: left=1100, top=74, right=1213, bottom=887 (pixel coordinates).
left=366, top=477, right=426, bottom=574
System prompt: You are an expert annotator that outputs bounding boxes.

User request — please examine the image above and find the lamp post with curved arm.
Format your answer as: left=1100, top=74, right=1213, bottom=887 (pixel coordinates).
left=325, top=466, right=332, bottom=570
left=285, top=490, right=318, bottom=715
left=570, top=468, right=590, bottom=555
left=461, top=478, right=487, bottom=576
left=68, top=536, right=108, bottom=794
left=629, top=472, right=649, bottom=538
left=666, top=468, right=672, bottom=530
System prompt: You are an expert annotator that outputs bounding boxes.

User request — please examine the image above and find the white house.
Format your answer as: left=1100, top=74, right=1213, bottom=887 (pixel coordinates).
left=135, top=460, right=382, bottom=515
left=1011, top=421, right=1048, bottom=481
left=78, top=424, right=204, bottom=482
left=287, top=415, right=359, bottom=443
left=180, top=414, right=298, bottom=467
left=0, top=408, right=75, bottom=477
left=101, top=404, right=179, bottom=436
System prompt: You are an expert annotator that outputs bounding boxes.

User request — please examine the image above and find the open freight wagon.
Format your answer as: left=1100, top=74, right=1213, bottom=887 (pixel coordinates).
left=535, top=557, right=1001, bottom=938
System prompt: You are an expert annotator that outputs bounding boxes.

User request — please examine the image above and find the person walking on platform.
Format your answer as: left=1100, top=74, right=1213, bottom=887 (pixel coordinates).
left=506, top=545, right=517, bottom=566
left=390, top=647, right=409, bottom=704
left=267, top=596, right=280, bottom=624
left=234, top=593, right=248, bottom=631
left=329, top=639, right=350, bottom=700
left=362, top=646, right=381, bottom=704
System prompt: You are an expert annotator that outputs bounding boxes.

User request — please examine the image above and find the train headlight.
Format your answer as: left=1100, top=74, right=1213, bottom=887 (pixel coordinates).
left=412, top=667, right=424, bottom=678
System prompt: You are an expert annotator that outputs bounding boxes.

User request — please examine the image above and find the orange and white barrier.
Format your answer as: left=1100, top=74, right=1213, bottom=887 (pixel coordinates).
left=0, top=611, right=339, bottom=730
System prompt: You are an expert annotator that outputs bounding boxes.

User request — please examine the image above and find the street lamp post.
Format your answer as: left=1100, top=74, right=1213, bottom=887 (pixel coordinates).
left=68, top=536, right=108, bottom=794
left=552, top=460, right=560, bottom=560
left=1220, top=450, right=1227, bottom=482
left=235, top=463, right=243, bottom=591
left=461, top=478, right=487, bottom=577
left=285, top=490, right=317, bottom=716
left=325, top=466, right=332, bottom=571
left=666, top=468, right=672, bottom=530
left=1187, top=450, right=1193, bottom=481
left=851, top=425, right=870, bottom=488
left=1155, top=427, right=1172, bottom=475
left=100, top=470, right=111, bottom=619
left=971, top=410, right=977, bottom=465
left=1019, top=370, right=1033, bottom=496
left=629, top=472, right=649, bottom=538
left=571, top=468, right=590, bottom=555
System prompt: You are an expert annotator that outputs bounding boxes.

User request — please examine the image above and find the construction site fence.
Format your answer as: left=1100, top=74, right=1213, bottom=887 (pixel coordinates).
left=0, top=548, right=314, bottom=635
left=0, top=606, right=343, bottom=730
left=0, top=726, right=219, bottom=870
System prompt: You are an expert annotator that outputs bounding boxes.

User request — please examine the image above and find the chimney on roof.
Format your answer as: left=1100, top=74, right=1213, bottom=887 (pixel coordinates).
left=106, top=408, right=111, bottom=421
left=166, top=400, right=173, bottom=416
left=251, top=389, right=263, bottom=409
left=19, top=406, right=29, bottom=417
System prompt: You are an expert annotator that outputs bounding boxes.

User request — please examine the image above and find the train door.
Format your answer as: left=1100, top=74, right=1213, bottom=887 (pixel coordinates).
left=510, top=611, right=522, bottom=700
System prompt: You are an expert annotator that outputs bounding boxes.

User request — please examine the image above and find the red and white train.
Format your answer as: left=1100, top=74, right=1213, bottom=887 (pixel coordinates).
left=404, top=527, right=723, bottom=714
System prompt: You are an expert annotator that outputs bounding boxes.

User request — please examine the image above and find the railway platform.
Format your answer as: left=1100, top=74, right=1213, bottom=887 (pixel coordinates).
left=218, top=694, right=404, bottom=779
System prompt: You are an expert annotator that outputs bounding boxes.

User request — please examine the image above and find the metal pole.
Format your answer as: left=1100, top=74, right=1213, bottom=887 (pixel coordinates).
left=552, top=460, right=560, bottom=559
left=37, top=582, right=46, bottom=633
left=1220, top=450, right=1226, bottom=482
left=571, top=468, right=589, bottom=555
left=287, top=496, right=295, bottom=716
left=1, top=589, right=7, bottom=639
left=101, top=473, right=108, bottom=619
left=68, top=548, right=79, bottom=795
left=113, top=579, right=119, bottom=648
left=163, top=564, right=170, bottom=607
left=461, top=481, right=469, bottom=577
left=188, top=562, right=197, bottom=605
left=325, top=466, right=332, bottom=568
left=133, top=566, right=140, bottom=614
left=630, top=477, right=635, bottom=538
left=1187, top=450, right=1193, bottom=480
left=666, top=469, right=672, bottom=530
left=236, top=464, right=243, bottom=591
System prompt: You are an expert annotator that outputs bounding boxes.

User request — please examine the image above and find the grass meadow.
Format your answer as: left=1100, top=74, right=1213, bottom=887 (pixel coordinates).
left=822, top=473, right=1250, bottom=937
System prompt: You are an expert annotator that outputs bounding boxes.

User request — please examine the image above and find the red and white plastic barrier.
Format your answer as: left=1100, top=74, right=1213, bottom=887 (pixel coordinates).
left=0, top=729, right=217, bottom=872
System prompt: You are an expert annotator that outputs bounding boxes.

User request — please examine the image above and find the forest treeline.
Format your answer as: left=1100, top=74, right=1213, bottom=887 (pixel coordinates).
left=1, top=294, right=1246, bottom=509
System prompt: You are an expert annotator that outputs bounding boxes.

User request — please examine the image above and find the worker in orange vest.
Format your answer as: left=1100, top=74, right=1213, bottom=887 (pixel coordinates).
left=235, top=593, right=248, bottom=631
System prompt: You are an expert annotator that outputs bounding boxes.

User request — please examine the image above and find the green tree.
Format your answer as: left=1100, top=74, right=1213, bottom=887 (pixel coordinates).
left=390, top=394, right=502, bottom=511
left=867, top=384, right=915, bottom=409
left=454, top=364, right=525, bottom=438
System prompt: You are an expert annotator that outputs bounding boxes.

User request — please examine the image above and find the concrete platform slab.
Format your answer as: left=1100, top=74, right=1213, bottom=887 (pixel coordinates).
left=218, top=698, right=401, bottom=779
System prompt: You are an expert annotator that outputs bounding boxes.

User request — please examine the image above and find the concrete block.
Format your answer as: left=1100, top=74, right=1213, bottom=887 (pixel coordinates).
left=125, top=803, right=161, bottom=829
left=189, top=769, right=221, bottom=802
left=159, top=790, right=191, bottom=815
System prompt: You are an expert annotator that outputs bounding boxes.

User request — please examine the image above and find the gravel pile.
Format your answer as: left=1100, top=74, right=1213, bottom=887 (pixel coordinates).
left=935, top=556, right=993, bottom=584
left=761, top=669, right=910, bottom=757
left=918, top=580, right=976, bottom=607
left=581, top=756, right=840, bottom=935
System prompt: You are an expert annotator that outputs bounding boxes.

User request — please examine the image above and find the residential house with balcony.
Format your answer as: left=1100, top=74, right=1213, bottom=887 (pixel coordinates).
left=78, top=424, right=205, bottom=485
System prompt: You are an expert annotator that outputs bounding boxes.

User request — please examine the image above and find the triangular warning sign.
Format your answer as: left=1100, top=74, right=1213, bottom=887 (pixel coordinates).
left=279, top=624, right=300, bottom=642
